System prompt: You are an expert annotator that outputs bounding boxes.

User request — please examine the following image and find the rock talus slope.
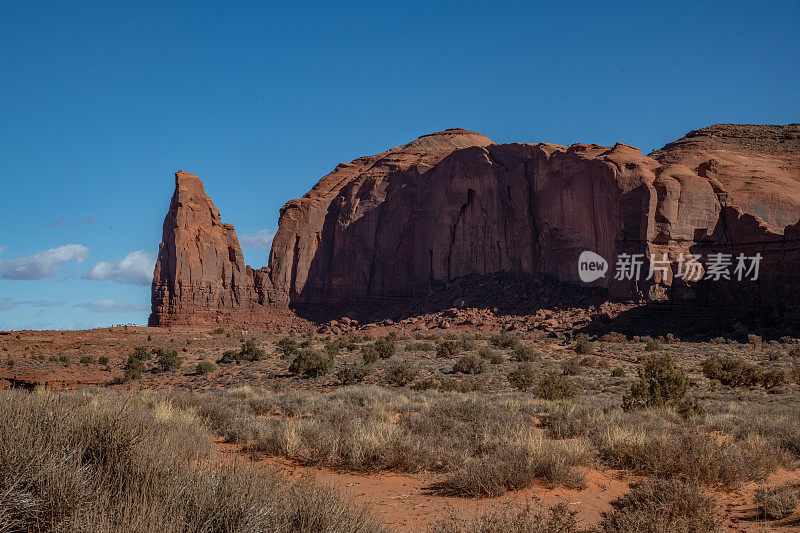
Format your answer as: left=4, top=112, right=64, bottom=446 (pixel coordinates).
left=149, top=125, right=800, bottom=327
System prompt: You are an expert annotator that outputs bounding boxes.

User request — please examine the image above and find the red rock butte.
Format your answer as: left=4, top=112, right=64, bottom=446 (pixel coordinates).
left=149, top=125, right=800, bottom=327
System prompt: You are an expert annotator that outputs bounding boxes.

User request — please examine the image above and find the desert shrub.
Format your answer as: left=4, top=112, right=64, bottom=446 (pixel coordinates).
left=210, top=327, right=225, bottom=334
left=623, top=353, right=703, bottom=417
left=329, top=337, right=358, bottom=354
left=755, top=483, right=798, bottom=519
left=453, top=355, right=486, bottom=375
left=431, top=501, right=578, bottom=533
left=98, top=355, right=109, bottom=366
left=374, top=338, right=396, bottom=359
left=561, top=357, right=581, bottom=376
left=361, top=344, right=380, bottom=364
left=701, top=356, right=785, bottom=389
left=217, top=350, right=240, bottom=364
left=508, top=363, right=537, bottom=391
left=600, top=478, right=719, bottom=532
left=79, top=355, right=96, bottom=365
left=123, top=355, right=146, bottom=381
left=5, top=358, right=15, bottom=369
left=534, top=372, right=577, bottom=401
left=277, top=336, right=298, bottom=357
left=611, top=367, right=626, bottom=378
left=573, top=334, right=593, bottom=354
left=336, top=366, right=368, bottom=385
left=58, top=354, right=70, bottom=365
left=405, top=341, right=435, bottom=352
left=240, top=339, right=265, bottom=361
left=489, top=330, right=520, bottom=349
left=384, top=362, right=418, bottom=386
left=478, top=346, right=501, bottom=362
left=511, top=345, right=538, bottom=362
left=436, top=340, right=461, bottom=358
left=154, top=349, right=182, bottom=373
left=460, top=338, right=479, bottom=351
left=643, top=338, right=663, bottom=352
left=131, top=346, right=153, bottom=361
left=601, top=331, right=627, bottom=343
left=217, top=340, right=266, bottom=364
left=195, top=361, right=216, bottom=375
left=288, top=350, right=333, bottom=378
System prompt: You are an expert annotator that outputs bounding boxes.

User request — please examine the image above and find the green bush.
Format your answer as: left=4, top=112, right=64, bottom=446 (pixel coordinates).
left=490, top=331, right=520, bottom=349
left=155, top=349, right=182, bottom=373
left=336, top=366, right=368, bottom=385
left=361, top=344, right=380, bottom=364
left=79, top=355, right=96, bottom=365
left=511, top=345, right=539, bottom=362
left=701, top=356, right=786, bottom=389
left=561, top=357, right=581, bottom=376
left=98, top=355, right=109, bottom=366
left=217, top=340, right=266, bottom=364
left=534, top=372, right=577, bottom=401
left=453, top=354, right=486, bottom=375
left=623, top=353, right=703, bottom=417
left=374, top=338, right=396, bottom=359
left=123, top=355, right=146, bottom=381
left=384, top=362, right=418, bottom=386
left=405, top=341, right=435, bottom=352
left=288, top=350, right=333, bottom=378
left=644, top=338, right=663, bottom=351
left=195, top=361, right=216, bottom=375
left=436, top=340, right=461, bottom=358
left=277, top=336, right=299, bottom=357
left=508, top=363, right=537, bottom=391
left=611, top=367, right=626, bottom=378
left=573, top=334, right=593, bottom=355
left=478, top=346, right=503, bottom=363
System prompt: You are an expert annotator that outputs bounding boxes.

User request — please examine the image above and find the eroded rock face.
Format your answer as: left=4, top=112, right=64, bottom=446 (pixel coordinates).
left=149, top=125, right=800, bottom=327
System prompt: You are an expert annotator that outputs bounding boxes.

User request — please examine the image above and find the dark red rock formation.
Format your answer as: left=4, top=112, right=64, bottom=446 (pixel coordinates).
left=149, top=125, right=800, bottom=327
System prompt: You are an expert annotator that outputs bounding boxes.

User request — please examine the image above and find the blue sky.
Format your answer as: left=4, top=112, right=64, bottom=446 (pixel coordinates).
left=1, top=1, right=798, bottom=330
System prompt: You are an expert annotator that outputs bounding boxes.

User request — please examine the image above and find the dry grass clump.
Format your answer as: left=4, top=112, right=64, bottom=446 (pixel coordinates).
left=755, top=483, right=799, bottom=519
left=176, top=388, right=593, bottom=496
left=544, top=405, right=789, bottom=489
left=431, top=501, right=578, bottom=533
left=600, top=478, right=720, bottom=532
left=0, top=390, right=386, bottom=533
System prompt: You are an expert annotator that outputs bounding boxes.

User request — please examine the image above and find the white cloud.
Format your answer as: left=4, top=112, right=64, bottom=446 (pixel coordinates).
left=74, top=300, right=149, bottom=313
left=0, top=299, right=64, bottom=311
left=52, top=217, right=69, bottom=228
left=0, top=244, right=89, bottom=280
left=83, top=250, right=154, bottom=285
left=239, top=228, right=275, bottom=250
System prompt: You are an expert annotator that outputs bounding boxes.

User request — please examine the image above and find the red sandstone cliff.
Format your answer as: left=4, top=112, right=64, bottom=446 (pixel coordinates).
left=149, top=125, right=800, bottom=327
